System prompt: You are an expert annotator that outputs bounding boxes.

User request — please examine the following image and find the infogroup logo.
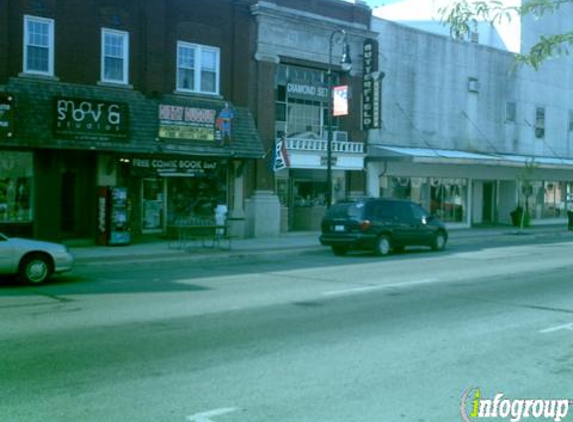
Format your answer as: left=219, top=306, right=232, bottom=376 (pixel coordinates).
left=460, top=388, right=571, bottom=422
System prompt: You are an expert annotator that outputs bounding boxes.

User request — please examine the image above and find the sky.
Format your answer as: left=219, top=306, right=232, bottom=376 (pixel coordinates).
left=363, top=0, right=405, bottom=8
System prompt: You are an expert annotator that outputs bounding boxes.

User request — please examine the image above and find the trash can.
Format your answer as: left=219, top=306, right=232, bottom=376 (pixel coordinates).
left=568, top=210, right=573, bottom=231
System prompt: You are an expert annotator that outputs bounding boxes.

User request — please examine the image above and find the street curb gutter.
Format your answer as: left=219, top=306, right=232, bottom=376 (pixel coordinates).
left=73, top=246, right=324, bottom=265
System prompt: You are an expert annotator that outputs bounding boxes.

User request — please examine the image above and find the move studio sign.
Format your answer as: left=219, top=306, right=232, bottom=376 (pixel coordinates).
left=460, top=387, right=571, bottom=422
left=54, top=97, right=129, bottom=140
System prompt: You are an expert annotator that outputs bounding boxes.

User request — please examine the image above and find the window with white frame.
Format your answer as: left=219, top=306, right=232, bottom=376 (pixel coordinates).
left=101, top=28, right=129, bottom=84
left=505, top=101, right=516, bottom=123
left=176, top=42, right=220, bottom=94
left=23, top=15, right=54, bottom=75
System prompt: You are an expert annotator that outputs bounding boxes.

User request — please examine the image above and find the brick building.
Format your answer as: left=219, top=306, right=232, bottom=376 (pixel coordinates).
left=0, top=0, right=263, bottom=242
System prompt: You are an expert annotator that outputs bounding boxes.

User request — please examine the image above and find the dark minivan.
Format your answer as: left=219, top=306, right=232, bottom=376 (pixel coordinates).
left=319, top=198, right=448, bottom=256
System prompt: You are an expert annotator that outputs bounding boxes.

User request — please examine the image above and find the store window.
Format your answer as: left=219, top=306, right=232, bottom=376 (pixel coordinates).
left=535, top=106, right=545, bottom=139
left=380, top=176, right=468, bottom=223
left=142, top=178, right=163, bottom=232
left=176, top=42, right=220, bottom=95
left=0, top=152, right=34, bottom=223
left=505, top=101, right=516, bottom=123
left=166, top=172, right=227, bottom=226
left=275, top=64, right=341, bottom=139
left=101, top=28, right=129, bottom=84
left=23, top=15, right=54, bottom=76
left=528, top=181, right=572, bottom=219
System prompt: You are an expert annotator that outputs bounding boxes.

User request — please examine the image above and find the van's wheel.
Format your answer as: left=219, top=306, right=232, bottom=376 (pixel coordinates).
left=332, top=246, right=348, bottom=256
left=432, top=231, right=447, bottom=251
left=375, top=235, right=392, bottom=256
left=19, top=253, right=53, bottom=285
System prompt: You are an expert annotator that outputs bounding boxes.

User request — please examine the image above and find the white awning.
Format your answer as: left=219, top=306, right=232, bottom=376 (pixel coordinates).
left=369, top=145, right=573, bottom=169
left=369, top=145, right=501, bottom=163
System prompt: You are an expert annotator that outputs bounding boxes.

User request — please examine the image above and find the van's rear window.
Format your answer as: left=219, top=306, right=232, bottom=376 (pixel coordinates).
left=326, top=203, right=363, bottom=219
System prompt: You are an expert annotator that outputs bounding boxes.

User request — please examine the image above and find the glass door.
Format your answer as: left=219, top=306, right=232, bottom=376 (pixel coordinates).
left=142, top=178, right=164, bottom=233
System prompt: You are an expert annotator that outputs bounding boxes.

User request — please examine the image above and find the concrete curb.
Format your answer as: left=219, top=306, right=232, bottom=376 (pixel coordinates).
left=71, top=227, right=573, bottom=265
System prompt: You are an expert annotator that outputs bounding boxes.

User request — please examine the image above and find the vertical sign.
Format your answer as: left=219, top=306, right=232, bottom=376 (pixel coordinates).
left=333, top=85, right=349, bottom=117
left=362, top=39, right=383, bottom=130
left=0, top=94, right=14, bottom=139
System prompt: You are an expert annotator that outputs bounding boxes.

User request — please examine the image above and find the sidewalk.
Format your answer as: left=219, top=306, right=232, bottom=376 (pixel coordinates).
left=70, top=224, right=573, bottom=265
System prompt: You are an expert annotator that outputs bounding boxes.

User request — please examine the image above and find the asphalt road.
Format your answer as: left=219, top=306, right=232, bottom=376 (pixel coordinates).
left=2, top=236, right=573, bottom=422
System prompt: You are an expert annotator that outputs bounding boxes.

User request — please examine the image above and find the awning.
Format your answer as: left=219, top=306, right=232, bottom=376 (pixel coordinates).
left=369, top=145, right=502, bottom=164
left=2, top=79, right=264, bottom=159
left=369, top=145, right=573, bottom=169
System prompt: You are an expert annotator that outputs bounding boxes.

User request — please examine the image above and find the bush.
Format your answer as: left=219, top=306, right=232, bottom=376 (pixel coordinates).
left=510, top=206, right=530, bottom=228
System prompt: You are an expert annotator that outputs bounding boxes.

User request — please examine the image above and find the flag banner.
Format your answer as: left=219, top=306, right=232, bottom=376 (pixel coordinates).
left=273, top=137, right=290, bottom=172
left=333, top=85, right=349, bottom=117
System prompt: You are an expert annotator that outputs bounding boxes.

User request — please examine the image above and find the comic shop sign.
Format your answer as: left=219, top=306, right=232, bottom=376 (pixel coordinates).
left=158, top=103, right=235, bottom=143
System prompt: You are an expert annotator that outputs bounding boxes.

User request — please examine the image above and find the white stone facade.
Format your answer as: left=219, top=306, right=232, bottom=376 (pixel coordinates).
left=367, top=8, right=573, bottom=227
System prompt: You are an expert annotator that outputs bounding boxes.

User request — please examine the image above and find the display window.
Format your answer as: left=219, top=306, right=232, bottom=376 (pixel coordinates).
left=167, top=174, right=228, bottom=226
left=527, top=181, right=573, bottom=219
left=0, top=152, right=33, bottom=223
left=142, top=178, right=164, bottom=232
left=275, top=64, right=341, bottom=139
left=380, top=176, right=468, bottom=223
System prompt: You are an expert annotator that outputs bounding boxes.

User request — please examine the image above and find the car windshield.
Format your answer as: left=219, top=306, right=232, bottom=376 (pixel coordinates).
left=326, top=202, right=364, bottom=219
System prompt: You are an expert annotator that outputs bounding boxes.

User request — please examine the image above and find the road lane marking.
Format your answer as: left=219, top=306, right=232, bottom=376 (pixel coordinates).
left=187, top=408, right=238, bottom=422
left=540, top=323, right=573, bottom=333
left=322, top=278, right=440, bottom=296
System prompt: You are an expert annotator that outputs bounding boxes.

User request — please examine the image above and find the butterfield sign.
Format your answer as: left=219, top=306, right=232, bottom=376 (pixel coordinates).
left=132, top=157, right=219, bottom=177
left=54, top=97, right=129, bottom=141
left=0, top=94, right=14, bottom=138
left=362, top=39, right=383, bottom=130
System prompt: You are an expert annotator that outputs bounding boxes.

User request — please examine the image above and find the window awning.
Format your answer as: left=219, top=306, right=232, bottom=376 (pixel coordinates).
left=369, top=145, right=573, bottom=169
left=369, top=145, right=502, bottom=163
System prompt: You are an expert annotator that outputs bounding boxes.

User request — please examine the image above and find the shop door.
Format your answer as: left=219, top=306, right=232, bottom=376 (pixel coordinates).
left=142, top=178, right=164, bottom=233
left=482, top=181, right=497, bottom=223
left=61, top=171, right=76, bottom=234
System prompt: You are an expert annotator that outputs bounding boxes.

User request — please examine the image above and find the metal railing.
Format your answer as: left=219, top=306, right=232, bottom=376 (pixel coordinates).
left=284, top=137, right=364, bottom=154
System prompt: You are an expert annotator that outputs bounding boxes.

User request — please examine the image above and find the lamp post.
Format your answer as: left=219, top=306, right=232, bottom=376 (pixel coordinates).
left=326, top=29, right=352, bottom=209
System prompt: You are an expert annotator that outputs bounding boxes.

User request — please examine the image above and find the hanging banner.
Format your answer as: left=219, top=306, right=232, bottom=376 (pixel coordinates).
left=272, top=137, right=290, bottom=172
left=333, top=85, right=349, bottom=117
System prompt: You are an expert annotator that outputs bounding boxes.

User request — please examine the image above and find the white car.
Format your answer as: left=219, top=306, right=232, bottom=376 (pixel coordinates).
left=0, top=233, right=74, bottom=284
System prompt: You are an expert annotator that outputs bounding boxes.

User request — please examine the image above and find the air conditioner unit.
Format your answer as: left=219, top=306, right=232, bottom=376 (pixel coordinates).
left=334, top=130, right=348, bottom=143
left=468, top=78, right=481, bottom=93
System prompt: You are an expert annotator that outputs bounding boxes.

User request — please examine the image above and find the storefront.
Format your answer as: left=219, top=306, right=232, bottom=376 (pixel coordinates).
left=1, top=78, right=262, bottom=242
left=127, top=156, right=230, bottom=236
left=0, top=151, right=34, bottom=236
left=367, top=146, right=573, bottom=227
left=273, top=63, right=366, bottom=231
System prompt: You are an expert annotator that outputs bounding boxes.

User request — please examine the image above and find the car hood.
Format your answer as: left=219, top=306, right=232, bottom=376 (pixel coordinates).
left=9, top=238, right=68, bottom=252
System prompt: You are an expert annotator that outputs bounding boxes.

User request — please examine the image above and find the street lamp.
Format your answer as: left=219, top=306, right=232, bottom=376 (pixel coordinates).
left=326, top=29, right=352, bottom=209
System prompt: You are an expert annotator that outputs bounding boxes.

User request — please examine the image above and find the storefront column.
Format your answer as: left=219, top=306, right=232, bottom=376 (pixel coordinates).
left=247, top=53, right=281, bottom=237
left=366, top=161, right=381, bottom=197
left=230, top=160, right=246, bottom=238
